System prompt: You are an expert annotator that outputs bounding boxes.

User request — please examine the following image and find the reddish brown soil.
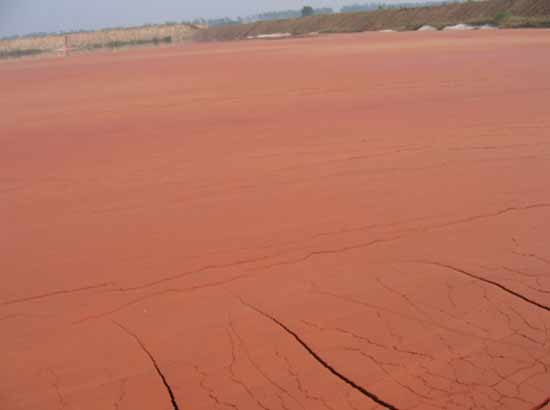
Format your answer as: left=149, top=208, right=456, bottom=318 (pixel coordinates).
left=1, top=30, right=549, bottom=410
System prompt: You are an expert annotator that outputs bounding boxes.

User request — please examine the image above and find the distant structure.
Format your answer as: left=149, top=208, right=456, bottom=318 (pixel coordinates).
left=64, top=35, right=71, bottom=57
left=56, top=35, right=71, bottom=57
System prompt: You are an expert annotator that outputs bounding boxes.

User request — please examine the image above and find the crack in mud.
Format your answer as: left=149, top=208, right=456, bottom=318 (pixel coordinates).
left=7, top=203, right=548, bottom=312
left=0, top=282, right=113, bottom=306
left=192, top=364, right=239, bottom=410
left=276, top=350, right=335, bottom=410
left=82, top=203, right=550, bottom=299
left=419, top=203, right=550, bottom=233
left=46, top=368, right=68, bottom=409
left=414, top=261, right=550, bottom=312
left=113, top=379, right=127, bottom=410
left=225, top=326, right=273, bottom=410
left=230, top=319, right=304, bottom=410
left=531, top=396, right=550, bottom=410
left=74, top=273, right=250, bottom=324
left=238, top=297, right=400, bottom=410
left=141, top=203, right=550, bottom=293
left=113, top=321, right=181, bottom=410
left=512, top=251, right=550, bottom=265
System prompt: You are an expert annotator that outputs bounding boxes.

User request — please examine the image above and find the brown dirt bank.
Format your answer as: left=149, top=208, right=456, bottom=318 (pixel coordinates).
left=194, top=0, right=550, bottom=41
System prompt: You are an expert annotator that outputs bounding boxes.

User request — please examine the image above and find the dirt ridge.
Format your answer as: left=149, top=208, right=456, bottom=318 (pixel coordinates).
left=195, top=0, right=550, bottom=41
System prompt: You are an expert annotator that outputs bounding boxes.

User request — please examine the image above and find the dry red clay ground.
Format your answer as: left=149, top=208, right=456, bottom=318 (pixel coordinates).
left=1, top=30, right=550, bottom=410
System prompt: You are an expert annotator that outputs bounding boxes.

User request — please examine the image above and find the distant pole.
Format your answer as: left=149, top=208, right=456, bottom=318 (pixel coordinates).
left=64, top=35, right=70, bottom=57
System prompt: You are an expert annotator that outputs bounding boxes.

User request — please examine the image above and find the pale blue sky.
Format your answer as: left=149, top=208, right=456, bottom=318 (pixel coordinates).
left=0, top=0, right=423, bottom=37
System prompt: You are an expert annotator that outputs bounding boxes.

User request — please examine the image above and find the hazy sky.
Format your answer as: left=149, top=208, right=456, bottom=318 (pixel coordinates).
left=1, top=0, right=418, bottom=37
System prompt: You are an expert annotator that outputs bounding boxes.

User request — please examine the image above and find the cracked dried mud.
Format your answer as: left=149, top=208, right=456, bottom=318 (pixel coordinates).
left=1, top=30, right=549, bottom=410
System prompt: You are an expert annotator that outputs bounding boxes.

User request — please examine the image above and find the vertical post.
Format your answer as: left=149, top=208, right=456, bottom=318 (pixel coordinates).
left=64, top=35, right=70, bottom=57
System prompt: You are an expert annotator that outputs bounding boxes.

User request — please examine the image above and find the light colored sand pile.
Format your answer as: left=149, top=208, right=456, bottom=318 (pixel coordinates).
left=443, top=23, right=476, bottom=30
left=417, top=25, right=437, bottom=31
left=248, top=32, right=293, bottom=39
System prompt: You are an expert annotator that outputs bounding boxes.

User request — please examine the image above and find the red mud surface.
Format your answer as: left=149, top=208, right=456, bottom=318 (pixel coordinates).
left=1, top=30, right=550, bottom=410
